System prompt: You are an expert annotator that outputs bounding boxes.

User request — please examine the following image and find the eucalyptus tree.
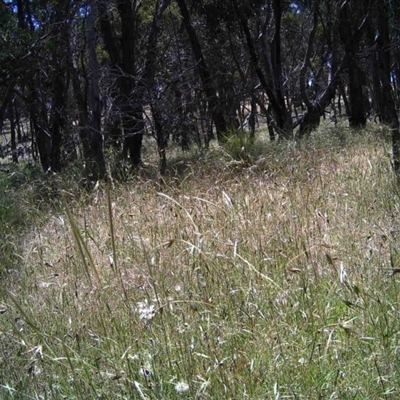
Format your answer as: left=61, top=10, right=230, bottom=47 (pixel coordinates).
left=338, top=0, right=369, bottom=128
left=0, top=0, right=41, bottom=162
left=0, top=0, right=73, bottom=171
left=69, top=1, right=106, bottom=180
left=237, top=0, right=294, bottom=139
left=0, top=2, right=17, bottom=133
left=297, top=0, right=341, bottom=135
left=373, top=0, right=400, bottom=172
left=97, top=0, right=171, bottom=168
left=176, top=0, right=229, bottom=143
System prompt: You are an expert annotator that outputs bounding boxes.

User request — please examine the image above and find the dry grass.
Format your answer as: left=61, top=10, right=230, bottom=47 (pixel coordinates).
left=2, top=124, right=400, bottom=399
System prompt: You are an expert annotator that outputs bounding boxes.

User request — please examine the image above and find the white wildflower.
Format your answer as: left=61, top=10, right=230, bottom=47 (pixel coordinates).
left=339, top=262, right=347, bottom=283
left=174, top=284, right=182, bottom=292
left=175, top=380, right=189, bottom=393
left=177, top=323, right=189, bottom=334
left=136, top=299, right=156, bottom=321
left=127, top=354, right=139, bottom=362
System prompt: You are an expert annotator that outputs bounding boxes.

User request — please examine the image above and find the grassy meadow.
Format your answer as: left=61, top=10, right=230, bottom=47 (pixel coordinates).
left=2, top=123, right=400, bottom=399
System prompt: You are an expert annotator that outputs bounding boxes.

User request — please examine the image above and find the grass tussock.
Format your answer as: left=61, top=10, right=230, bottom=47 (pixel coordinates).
left=2, top=124, right=400, bottom=399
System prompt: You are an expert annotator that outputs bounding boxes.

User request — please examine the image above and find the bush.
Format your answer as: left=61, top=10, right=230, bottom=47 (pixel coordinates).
left=222, top=129, right=255, bottom=163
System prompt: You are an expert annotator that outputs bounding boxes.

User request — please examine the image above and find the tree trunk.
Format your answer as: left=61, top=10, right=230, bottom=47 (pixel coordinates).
left=27, top=84, right=51, bottom=172
left=270, top=0, right=293, bottom=138
left=49, top=0, right=71, bottom=172
left=239, top=11, right=292, bottom=139
left=99, top=0, right=171, bottom=167
left=375, top=0, right=400, bottom=172
left=249, top=95, right=257, bottom=139
left=117, top=0, right=143, bottom=167
left=298, top=0, right=321, bottom=136
left=0, top=80, right=15, bottom=135
left=8, top=99, right=18, bottom=163
left=50, top=72, right=66, bottom=172
left=176, top=0, right=227, bottom=142
left=339, top=2, right=366, bottom=128
left=86, top=0, right=106, bottom=180
left=97, top=1, right=122, bottom=150
left=338, top=82, right=351, bottom=117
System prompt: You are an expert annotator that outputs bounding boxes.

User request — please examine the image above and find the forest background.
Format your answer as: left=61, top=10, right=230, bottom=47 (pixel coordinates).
left=0, top=0, right=399, bottom=176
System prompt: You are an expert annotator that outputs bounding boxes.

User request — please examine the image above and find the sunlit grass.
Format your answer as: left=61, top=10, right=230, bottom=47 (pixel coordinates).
left=2, top=123, right=400, bottom=399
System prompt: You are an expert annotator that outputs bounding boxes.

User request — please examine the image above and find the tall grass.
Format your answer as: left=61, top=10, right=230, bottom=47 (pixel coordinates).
left=0, top=164, right=48, bottom=279
left=2, top=124, right=400, bottom=399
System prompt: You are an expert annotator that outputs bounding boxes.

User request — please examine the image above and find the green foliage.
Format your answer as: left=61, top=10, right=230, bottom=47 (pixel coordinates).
left=0, top=165, right=40, bottom=274
left=0, top=163, right=67, bottom=277
left=221, top=129, right=255, bottom=164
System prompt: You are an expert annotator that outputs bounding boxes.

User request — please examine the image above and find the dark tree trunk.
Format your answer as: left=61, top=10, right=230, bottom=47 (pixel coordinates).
left=337, top=91, right=342, bottom=117
left=70, top=59, right=89, bottom=156
left=15, top=103, right=22, bottom=143
left=365, top=15, right=382, bottom=121
left=0, top=80, right=14, bottom=135
left=299, top=0, right=369, bottom=135
left=174, top=86, right=191, bottom=150
left=144, top=0, right=173, bottom=172
left=49, top=0, right=71, bottom=172
left=299, top=107, right=321, bottom=136
left=270, top=0, right=293, bottom=138
left=298, top=0, right=322, bottom=136
left=374, top=0, right=400, bottom=172
left=151, top=102, right=168, bottom=175
left=99, top=0, right=170, bottom=167
left=339, top=2, right=367, bottom=128
left=97, top=1, right=122, bottom=149
left=249, top=95, right=257, bottom=139
left=27, top=85, right=51, bottom=172
left=50, top=72, right=66, bottom=172
left=299, top=81, right=339, bottom=136
left=338, top=82, right=351, bottom=117
left=239, top=11, right=292, bottom=139
left=253, top=93, right=276, bottom=141
left=97, top=0, right=144, bottom=167
left=266, top=105, right=276, bottom=142
left=176, top=0, right=227, bottom=142
left=118, top=0, right=143, bottom=167
left=86, top=0, right=106, bottom=180
left=121, top=108, right=144, bottom=167
left=8, top=99, right=18, bottom=163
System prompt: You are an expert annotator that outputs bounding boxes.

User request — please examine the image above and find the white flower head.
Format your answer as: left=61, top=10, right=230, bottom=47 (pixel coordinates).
left=339, top=262, right=347, bottom=284
left=136, top=299, right=156, bottom=321
left=175, top=380, right=189, bottom=393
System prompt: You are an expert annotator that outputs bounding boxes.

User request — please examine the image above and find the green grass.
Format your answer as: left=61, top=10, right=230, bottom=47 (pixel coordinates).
left=2, top=124, right=400, bottom=399
left=0, top=163, right=48, bottom=278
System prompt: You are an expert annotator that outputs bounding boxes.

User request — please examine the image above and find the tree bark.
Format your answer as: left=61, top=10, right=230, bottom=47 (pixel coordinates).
left=339, top=1, right=367, bottom=128
left=49, top=0, right=71, bottom=172
left=86, top=0, right=106, bottom=180
left=98, top=0, right=171, bottom=167
left=270, top=0, right=293, bottom=138
left=375, top=0, right=400, bottom=172
left=176, top=0, right=228, bottom=142
left=27, top=84, right=51, bottom=172
left=298, top=0, right=321, bottom=136
left=118, top=0, right=144, bottom=166
left=239, top=10, right=292, bottom=139
left=8, top=98, right=18, bottom=163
